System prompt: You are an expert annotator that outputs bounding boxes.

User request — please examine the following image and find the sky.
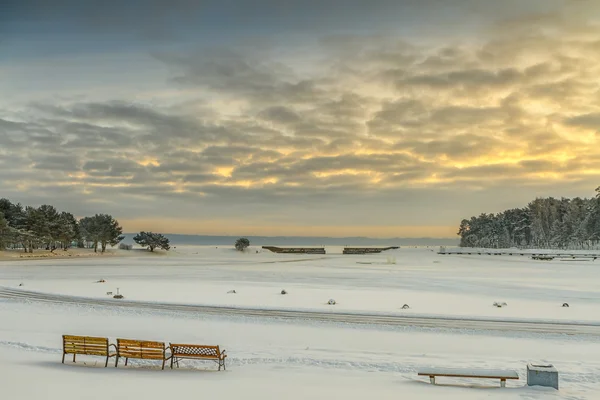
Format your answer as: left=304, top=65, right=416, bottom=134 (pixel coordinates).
left=1, top=0, right=600, bottom=238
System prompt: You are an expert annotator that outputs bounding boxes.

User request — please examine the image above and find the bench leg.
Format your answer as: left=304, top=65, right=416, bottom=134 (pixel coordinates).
left=125, top=358, right=128, bottom=366
left=73, top=354, right=76, bottom=363
left=170, top=356, right=174, bottom=369
left=105, top=356, right=109, bottom=368
left=62, top=353, right=66, bottom=364
left=501, top=379, right=506, bottom=388
left=162, top=359, right=166, bottom=370
left=430, top=376, right=435, bottom=384
left=115, top=356, right=119, bottom=368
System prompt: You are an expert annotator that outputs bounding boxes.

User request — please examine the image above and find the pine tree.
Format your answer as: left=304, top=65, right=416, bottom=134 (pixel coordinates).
left=133, top=232, right=170, bottom=252
left=457, top=188, right=600, bottom=249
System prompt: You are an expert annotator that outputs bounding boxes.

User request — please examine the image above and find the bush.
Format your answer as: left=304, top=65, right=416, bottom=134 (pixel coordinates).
left=235, top=237, right=250, bottom=251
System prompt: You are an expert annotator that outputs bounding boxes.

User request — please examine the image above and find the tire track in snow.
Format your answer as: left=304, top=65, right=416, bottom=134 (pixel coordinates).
left=2, top=287, right=600, bottom=336
left=0, top=341, right=60, bottom=354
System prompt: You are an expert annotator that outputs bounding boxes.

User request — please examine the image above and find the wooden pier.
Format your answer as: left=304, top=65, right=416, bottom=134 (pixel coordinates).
left=342, top=247, right=399, bottom=255
left=262, top=246, right=326, bottom=254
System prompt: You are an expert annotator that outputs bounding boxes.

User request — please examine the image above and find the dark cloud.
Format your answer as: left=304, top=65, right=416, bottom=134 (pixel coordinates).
left=565, top=113, right=600, bottom=130
left=258, top=106, right=301, bottom=124
left=156, top=50, right=328, bottom=105
left=82, top=161, right=111, bottom=172
left=5, top=0, right=563, bottom=40
left=1, top=0, right=600, bottom=234
left=402, top=68, right=523, bottom=89
left=32, top=154, right=80, bottom=171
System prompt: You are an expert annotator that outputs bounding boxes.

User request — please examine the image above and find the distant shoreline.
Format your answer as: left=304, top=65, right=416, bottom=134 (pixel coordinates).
left=120, top=233, right=458, bottom=247
left=0, top=248, right=154, bottom=262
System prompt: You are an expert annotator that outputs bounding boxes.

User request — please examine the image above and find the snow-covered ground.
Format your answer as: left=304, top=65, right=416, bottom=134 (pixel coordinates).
left=1, top=246, right=599, bottom=398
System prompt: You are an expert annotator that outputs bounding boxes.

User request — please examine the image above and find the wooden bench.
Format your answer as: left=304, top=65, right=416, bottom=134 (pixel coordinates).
left=62, top=335, right=116, bottom=367
left=169, top=343, right=227, bottom=371
left=418, top=367, right=519, bottom=387
left=115, top=339, right=168, bottom=370
left=532, top=255, right=554, bottom=261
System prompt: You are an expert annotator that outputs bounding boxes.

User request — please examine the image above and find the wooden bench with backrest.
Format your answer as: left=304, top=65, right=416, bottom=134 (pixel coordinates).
left=169, top=343, right=227, bottom=371
left=418, top=367, right=519, bottom=387
left=62, top=335, right=116, bottom=367
left=115, top=338, right=169, bottom=370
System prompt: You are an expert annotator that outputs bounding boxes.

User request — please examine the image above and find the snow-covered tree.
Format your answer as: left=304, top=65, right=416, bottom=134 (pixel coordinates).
left=457, top=187, right=600, bottom=249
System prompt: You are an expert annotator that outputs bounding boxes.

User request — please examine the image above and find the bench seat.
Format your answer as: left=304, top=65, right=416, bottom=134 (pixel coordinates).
left=418, top=367, right=519, bottom=387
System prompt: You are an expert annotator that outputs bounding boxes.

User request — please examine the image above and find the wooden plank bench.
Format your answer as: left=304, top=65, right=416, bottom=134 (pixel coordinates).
left=62, top=335, right=116, bottom=367
left=115, top=339, right=168, bottom=370
left=169, top=343, right=227, bottom=371
left=532, top=255, right=554, bottom=261
left=418, top=367, right=519, bottom=387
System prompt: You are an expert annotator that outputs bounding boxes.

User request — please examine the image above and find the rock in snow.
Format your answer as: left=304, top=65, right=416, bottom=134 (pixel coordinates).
left=328, top=299, right=336, bottom=305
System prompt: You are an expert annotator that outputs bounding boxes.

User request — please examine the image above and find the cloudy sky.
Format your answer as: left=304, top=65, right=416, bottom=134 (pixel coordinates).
left=1, top=0, right=599, bottom=238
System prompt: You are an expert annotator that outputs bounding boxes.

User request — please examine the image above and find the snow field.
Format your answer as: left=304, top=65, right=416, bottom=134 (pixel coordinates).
left=1, top=300, right=599, bottom=399
left=1, top=247, right=599, bottom=322
left=1, top=247, right=600, bottom=398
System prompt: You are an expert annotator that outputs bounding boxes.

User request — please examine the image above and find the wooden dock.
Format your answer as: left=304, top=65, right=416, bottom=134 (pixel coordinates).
left=262, top=246, right=326, bottom=254
left=342, top=247, right=399, bottom=255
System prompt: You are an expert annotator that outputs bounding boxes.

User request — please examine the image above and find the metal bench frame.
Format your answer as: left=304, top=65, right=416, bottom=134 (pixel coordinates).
left=169, top=343, right=227, bottom=371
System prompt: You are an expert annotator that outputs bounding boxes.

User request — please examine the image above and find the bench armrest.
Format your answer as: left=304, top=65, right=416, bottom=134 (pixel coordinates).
left=221, top=350, right=227, bottom=358
left=109, top=344, right=117, bottom=351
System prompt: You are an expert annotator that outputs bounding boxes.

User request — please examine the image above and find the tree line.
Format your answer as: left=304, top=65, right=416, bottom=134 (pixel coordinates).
left=457, top=187, right=600, bottom=249
left=0, top=198, right=123, bottom=253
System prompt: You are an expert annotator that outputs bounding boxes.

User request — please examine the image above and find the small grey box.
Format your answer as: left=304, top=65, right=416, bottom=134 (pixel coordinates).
left=527, top=363, right=558, bottom=390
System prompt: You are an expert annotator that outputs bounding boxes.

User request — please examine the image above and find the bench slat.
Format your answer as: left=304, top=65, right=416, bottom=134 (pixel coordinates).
left=175, top=353, right=218, bottom=358
left=119, top=352, right=165, bottom=360
left=64, top=350, right=114, bottom=356
left=118, top=339, right=164, bottom=348
left=64, top=348, right=109, bottom=354
left=63, top=335, right=107, bottom=343
left=171, top=343, right=219, bottom=349
left=118, top=349, right=165, bottom=354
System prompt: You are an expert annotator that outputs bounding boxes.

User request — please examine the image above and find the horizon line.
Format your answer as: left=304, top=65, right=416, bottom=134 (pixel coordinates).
left=122, top=232, right=458, bottom=240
